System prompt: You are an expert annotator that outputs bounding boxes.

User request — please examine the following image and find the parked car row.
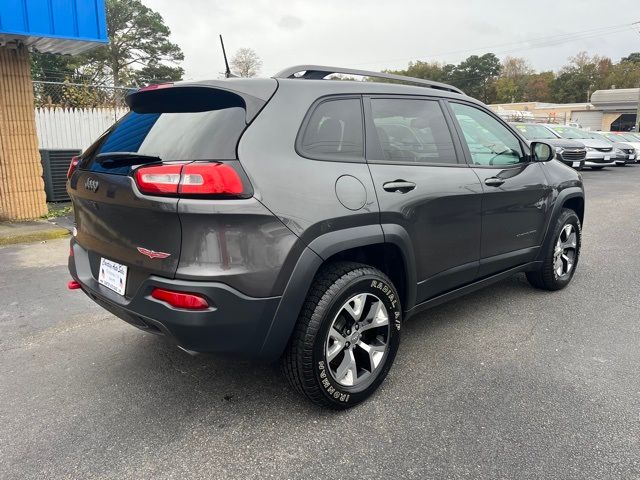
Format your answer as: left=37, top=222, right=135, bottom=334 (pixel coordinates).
left=511, top=122, right=640, bottom=170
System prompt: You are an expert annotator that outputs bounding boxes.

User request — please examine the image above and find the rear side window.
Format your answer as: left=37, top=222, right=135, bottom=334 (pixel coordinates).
left=298, top=98, right=364, bottom=161
left=370, top=98, right=457, bottom=164
left=80, top=89, right=247, bottom=174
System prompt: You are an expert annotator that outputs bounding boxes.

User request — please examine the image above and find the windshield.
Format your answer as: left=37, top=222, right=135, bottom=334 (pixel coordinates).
left=588, top=132, right=612, bottom=143
left=603, top=132, right=620, bottom=142
left=551, top=126, right=591, bottom=139
left=617, top=133, right=639, bottom=142
left=512, top=124, right=557, bottom=140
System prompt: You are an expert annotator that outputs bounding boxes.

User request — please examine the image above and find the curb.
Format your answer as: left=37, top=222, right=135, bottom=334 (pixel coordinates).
left=0, top=227, right=70, bottom=247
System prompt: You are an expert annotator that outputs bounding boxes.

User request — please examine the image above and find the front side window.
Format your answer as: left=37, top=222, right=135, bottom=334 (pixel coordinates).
left=370, top=98, right=457, bottom=164
left=299, top=98, right=364, bottom=160
left=450, top=102, right=524, bottom=166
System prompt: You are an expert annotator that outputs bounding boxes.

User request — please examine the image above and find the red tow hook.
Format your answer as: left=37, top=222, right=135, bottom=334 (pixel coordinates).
left=67, top=280, right=81, bottom=290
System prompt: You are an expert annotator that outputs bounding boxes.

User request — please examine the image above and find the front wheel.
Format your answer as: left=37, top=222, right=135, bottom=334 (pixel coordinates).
left=283, top=262, right=402, bottom=409
left=527, top=208, right=581, bottom=291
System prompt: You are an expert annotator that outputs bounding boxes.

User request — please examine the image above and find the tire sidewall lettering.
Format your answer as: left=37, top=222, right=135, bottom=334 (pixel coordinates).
left=313, top=275, right=402, bottom=405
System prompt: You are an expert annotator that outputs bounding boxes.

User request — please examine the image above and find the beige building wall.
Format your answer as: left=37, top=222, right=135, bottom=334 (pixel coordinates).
left=0, top=45, right=47, bottom=220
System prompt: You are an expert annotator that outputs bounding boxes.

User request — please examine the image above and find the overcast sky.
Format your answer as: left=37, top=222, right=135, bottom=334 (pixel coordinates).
left=144, top=0, right=640, bottom=80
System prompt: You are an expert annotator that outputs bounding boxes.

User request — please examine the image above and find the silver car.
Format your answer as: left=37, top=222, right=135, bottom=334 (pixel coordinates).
left=589, top=132, right=636, bottom=165
left=540, top=124, right=616, bottom=170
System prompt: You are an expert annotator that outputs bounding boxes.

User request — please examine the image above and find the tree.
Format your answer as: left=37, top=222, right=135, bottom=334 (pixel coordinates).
left=553, top=52, right=613, bottom=102
left=524, top=72, right=554, bottom=102
left=448, top=53, right=501, bottom=102
left=230, top=48, right=262, bottom=77
left=501, top=56, right=533, bottom=78
left=495, top=77, right=519, bottom=103
left=494, top=57, right=534, bottom=103
left=393, top=60, right=449, bottom=82
left=79, top=0, right=184, bottom=86
left=604, top=53, right=640, bottom=89
left=135, top=62, right=184, bottom=85
left=621, top=52, right=640, bottom=64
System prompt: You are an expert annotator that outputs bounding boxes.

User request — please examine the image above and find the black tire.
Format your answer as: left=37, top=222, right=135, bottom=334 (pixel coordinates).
left=591, top=166, right=605, bottom=170
left=283, top=261, right=402, bottom=409
left=526, top=208, right=581, bottom=291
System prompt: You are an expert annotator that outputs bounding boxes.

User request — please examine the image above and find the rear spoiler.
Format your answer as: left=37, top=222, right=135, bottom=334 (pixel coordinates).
left=126, top=78, right=278, bottom=123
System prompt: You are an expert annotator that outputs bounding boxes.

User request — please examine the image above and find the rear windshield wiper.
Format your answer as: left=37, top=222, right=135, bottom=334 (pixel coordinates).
left=95, top=152, right=162, bottom=168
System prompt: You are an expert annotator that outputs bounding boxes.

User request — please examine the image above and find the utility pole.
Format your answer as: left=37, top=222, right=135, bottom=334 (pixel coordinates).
left=636, top=81, right=640, bottom=132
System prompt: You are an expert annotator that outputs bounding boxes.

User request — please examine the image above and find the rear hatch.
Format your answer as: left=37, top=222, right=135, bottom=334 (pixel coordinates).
left=68, top=80, right=277, bottom=298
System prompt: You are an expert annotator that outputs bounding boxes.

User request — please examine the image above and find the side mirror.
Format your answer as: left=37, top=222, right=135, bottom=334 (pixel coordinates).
left=531, top=141, right=555, bottom=162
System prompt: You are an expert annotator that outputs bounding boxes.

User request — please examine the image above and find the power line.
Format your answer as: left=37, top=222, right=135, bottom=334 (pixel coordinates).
left=351, top=21, right=639, bottom=68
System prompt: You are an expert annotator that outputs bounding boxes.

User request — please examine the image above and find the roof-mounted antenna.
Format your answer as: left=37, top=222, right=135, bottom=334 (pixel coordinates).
left=219, top=35, right=235, bottom=78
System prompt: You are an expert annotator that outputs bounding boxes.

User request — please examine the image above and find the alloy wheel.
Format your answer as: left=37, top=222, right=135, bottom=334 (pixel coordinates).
left=553, top=223, right=577, bottom=278
left=325, top=293, right=390, bottom=388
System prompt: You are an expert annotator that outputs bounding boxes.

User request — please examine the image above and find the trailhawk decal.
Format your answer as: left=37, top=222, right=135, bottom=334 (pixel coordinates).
left=371, top=280, right=402, bottom=331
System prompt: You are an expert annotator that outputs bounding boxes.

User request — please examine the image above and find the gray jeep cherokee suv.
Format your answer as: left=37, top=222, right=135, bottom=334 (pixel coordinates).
left=67, top=66, right=584, bottom=409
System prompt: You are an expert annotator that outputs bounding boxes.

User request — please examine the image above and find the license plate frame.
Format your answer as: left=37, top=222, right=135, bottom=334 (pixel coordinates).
left=98, top=257, right=128, bottom=296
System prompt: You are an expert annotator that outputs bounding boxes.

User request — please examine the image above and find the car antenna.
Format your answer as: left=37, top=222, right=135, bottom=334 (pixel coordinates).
left=219, top=34, right=236, bottom=78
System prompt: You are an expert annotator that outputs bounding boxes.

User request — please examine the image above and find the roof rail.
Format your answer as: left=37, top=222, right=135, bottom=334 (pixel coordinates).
left=273, top=65, right=464, bottom=95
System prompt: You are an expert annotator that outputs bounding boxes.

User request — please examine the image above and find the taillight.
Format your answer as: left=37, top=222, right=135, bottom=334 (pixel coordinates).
left=179, top=163, right=243, bottom=195
left=67, top=156, right=80, bottom=179
left=135, top=164, right=182, bottom=194
left=134, top=163, right=245, bottom=197
left=151, top=288, right=209, bottom=310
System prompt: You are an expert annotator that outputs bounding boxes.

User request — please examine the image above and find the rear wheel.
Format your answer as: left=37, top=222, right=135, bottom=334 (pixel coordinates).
left=527, top=209, right=581, bottom=291
left=283, top=262, right=402, bottom=409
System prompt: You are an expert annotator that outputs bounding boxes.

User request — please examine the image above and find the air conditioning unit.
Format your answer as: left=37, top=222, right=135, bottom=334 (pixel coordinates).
left=40, top=149, right=81, bottom=202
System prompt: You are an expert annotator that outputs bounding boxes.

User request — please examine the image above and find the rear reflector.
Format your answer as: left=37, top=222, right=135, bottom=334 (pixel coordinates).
left=68, top=280, right=81, bottom=290
left=135, top=163, right=244, bottom=196
left=151, top=288, right=209, bottom=310
left=67, top=156, right=80, bottom=179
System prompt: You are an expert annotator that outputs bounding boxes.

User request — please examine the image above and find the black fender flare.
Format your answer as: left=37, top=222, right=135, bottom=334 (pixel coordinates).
left=536, top=187, right=584, bottom=262
left=258, top=224, right=416, bottom=360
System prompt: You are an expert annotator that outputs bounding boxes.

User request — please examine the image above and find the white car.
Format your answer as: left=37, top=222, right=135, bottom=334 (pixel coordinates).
left=603, top=132, right=640, bottom=162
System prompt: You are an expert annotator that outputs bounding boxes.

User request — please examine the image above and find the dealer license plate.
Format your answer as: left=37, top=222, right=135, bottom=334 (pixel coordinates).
left=98, top=257, right=128, bottom=296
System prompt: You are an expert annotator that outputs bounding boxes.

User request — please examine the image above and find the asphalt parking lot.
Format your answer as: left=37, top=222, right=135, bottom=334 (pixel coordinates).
left=1, top=164, right=639, bottom=480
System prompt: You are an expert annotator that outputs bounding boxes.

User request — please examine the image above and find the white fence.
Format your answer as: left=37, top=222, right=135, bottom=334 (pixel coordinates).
left=35, top=107, right=128, bottom=150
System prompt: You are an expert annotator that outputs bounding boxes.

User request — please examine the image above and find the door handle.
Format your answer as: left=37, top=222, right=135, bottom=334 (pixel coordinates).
left=383, top=180, right=416, bottom=193
left=484, top=177, right=505, bottom=187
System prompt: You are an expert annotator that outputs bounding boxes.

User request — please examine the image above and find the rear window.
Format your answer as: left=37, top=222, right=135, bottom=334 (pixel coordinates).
left=80, top=90, right=247, bottom=174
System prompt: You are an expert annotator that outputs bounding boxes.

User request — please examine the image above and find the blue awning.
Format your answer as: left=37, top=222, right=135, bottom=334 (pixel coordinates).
left=0, top=0, right=108, bottom=55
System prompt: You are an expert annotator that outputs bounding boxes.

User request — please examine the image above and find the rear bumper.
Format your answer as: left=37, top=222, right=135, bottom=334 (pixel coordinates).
left=69, top=240, right=281, bottom=357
